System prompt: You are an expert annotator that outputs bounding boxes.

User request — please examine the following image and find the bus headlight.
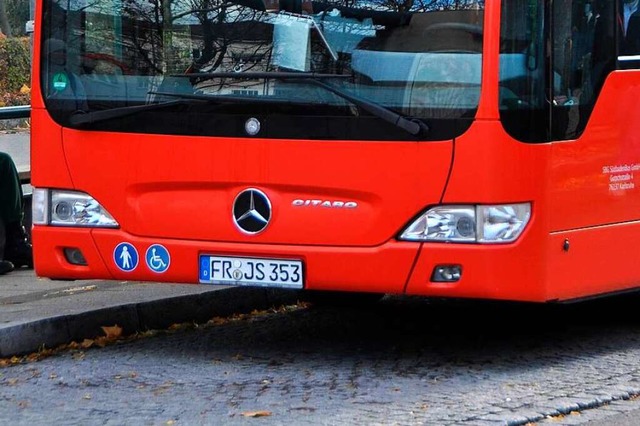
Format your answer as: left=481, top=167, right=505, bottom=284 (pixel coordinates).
left=477, top=204, right=531, bottom=243
left=32, top=189, right=119, bottom=228
left=399, top=203, right=531, bottom=244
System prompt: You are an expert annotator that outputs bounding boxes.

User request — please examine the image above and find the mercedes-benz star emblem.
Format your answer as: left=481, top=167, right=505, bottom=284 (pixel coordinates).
left=233, top=188, right=272, bottom=234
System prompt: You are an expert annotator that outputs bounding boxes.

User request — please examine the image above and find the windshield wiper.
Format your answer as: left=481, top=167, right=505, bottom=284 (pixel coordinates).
left=73, top=73, right=428, bottom=136
left=171, top=71, right=351, bottom=80
left=72, top=89, right=328, bottom=127
left=69, top=99, right=201, bottom=126
left=298, top=79, right=429, bottom=137
left=149, top=90, right=312, bottom=106
left=172, top=71, right=429, bottom=136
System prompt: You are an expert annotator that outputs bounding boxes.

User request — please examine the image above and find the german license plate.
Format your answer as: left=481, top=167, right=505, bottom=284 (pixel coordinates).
left=199, top=255, right=304, bottom=289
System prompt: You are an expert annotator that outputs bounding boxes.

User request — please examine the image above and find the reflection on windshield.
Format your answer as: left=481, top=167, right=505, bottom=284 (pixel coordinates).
left=42, top=0, right=484, bottom=138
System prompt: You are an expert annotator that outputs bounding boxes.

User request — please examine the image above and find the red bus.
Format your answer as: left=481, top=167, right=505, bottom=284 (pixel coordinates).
left=30, top=0, right=640, bottom=302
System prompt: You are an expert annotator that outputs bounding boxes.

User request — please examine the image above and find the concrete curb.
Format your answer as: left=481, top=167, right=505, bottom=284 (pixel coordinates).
left=0, top=287, right=303, bottom=357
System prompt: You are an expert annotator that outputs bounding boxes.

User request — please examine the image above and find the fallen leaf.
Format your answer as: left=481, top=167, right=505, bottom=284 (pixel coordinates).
left=20, top=84, right=30, bottom=94
left=81, top=339, right=94, bottom=349
left=101, top=325, right=123, bottom=340
left=241, top=411, right=272, bottom=418
left=25, top=353, right=40, bottom=362
left=94, top=337, right=109, bottom=348
left=208, top=317, right=227, bottom=325
left=153, top=381, right=174, bottom=396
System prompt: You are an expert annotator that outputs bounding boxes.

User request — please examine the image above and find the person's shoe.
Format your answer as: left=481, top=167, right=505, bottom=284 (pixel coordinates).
left=4, top=222, right=33, bottom=269
left=0, top=260, right=14, bottom=275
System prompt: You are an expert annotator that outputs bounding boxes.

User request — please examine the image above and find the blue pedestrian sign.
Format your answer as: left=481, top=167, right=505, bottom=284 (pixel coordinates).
left=146, top=244, right=170, bottom=273
left=113, top=242, right=139, bottom=272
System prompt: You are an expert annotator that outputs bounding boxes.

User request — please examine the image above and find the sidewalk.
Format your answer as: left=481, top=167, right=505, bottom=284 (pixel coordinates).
left=0, top=129, right=29, bottom=172
left=0, top=269, right=301, bottom=357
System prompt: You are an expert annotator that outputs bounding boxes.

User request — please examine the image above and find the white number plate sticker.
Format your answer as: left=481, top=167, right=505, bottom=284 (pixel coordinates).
left=199, top=255, right=304, bottom=289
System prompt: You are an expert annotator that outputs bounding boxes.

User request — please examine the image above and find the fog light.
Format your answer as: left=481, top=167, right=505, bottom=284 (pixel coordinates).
left=63, top=248, right=88, bottom=266
left=431, top=265, right=462, bottom=283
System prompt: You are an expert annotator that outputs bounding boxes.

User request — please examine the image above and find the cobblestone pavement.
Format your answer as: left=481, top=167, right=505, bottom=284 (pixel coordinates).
left=2, top=296, right=640, bottom=425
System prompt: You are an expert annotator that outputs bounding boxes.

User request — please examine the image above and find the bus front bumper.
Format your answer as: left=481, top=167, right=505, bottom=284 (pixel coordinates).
left=32, top=227, right=546, bottom=302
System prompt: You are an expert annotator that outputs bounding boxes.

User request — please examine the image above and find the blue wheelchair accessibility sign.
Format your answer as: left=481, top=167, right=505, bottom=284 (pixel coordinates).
left=145, top=244, right=170, bottom=273
left=113, top=242, right=139, bottom=272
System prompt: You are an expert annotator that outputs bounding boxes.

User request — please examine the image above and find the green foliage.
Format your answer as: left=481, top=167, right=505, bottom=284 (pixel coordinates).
left=1, top=0, right=31, bottom=37
left=6, top=0, right=31, bottom=36
left=0, top=35, right=31, bottom=106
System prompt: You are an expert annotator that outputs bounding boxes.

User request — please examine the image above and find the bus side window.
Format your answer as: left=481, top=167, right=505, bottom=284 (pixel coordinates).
left=551, top=0, right=616, bottom=140
left=624, top=15, right=640, bottom=55
left=621, top=0, right=640, bottom=65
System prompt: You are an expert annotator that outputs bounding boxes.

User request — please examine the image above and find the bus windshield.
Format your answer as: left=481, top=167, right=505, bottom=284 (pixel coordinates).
left=41, top=0, right=484, bottom=140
